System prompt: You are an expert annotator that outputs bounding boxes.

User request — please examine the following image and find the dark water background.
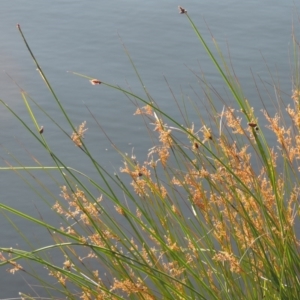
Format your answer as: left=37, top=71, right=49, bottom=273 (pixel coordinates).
left=0, top=0, right=299, bottom=297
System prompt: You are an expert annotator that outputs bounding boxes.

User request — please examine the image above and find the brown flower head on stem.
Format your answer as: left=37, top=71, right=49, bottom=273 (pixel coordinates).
left=248, top=122, right=259, bottom=131
left=178, top=6, right=187, bottom=14
left=89, top=79, right=101, bottom=85
left=248, top=122, right=257, bottom=128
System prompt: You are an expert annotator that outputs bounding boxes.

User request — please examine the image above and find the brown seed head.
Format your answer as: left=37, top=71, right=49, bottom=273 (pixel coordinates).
left=248, top=122, right=257, bottom=128
left=178, top=6, right=187, bottom=14
left=90, top=79, right=101, bottom=85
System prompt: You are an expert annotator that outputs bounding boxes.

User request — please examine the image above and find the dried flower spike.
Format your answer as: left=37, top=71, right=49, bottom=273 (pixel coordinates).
left=71, top=121, right=87, bottom=147
left=178, top=6, right=187, bottom=14
left=39, top=126, right=44, bottom=134
left=90, top=79, right=101, bottom=85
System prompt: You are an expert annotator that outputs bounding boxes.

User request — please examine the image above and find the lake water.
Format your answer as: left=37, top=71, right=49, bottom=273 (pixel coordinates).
left=0, top=0, right=299, bottom=297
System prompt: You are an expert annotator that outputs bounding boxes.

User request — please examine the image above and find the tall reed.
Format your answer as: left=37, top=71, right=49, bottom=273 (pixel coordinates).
left=0, top=6, right=299, bottom=300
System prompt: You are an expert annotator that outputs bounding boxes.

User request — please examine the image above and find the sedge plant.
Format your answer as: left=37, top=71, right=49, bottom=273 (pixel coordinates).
left=0, top=6, right=299, bottom=300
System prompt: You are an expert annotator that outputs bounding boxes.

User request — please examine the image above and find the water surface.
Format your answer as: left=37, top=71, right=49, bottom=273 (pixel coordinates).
left=0, top=0, right=298, bottom=297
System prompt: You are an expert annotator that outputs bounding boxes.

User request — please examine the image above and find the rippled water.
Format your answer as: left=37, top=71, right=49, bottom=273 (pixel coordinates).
left=0, top=0, right=298, bottom=296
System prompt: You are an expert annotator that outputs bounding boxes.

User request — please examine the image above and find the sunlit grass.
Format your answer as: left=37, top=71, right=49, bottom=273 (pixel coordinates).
left=0, top=6, right=299, bottom=300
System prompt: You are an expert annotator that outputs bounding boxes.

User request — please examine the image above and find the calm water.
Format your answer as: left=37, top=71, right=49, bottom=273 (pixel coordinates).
left=0, top=0, right=299, bottom=297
